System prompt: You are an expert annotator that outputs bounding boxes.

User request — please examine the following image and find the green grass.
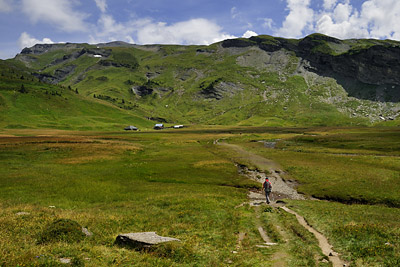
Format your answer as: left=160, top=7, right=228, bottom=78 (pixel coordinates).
left=1, top=126, right=399, bottom=266
left=216, top=126, right=400, bottom=265
left=0, top=65, right=153, bottom=130
left=0, top=130, right=269, bottom=266
left=287, top=200, right=400, bottom=266
left=232, top=127, right=400, bottom=206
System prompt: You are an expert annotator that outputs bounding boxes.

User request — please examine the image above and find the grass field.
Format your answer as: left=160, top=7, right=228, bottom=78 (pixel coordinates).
left=0, top=126, right=399, bottom=266
left=224, top=126, right=400, bottom=266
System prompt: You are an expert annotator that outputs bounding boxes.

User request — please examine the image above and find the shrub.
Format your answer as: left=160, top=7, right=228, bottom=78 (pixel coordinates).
left=37, top=219, right=85, bottom=244
left=96, top=76, right=108, bottom=82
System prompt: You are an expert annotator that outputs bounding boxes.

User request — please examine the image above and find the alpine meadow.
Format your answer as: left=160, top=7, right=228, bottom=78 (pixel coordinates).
left=0, top=32, right=400, bottom=266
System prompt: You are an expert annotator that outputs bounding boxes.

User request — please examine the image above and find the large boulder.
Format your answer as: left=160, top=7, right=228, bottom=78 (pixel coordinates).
left=115, top=232, right=180, bottom=250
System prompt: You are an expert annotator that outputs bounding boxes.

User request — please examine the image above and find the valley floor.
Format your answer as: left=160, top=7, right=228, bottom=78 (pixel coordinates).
left=0, top=126, right=399, bottom=266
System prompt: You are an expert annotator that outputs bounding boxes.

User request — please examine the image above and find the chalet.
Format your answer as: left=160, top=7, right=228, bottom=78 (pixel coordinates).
left=154, top=123, right=164, bottom=130
left=124, top=125, right=138, bottom=131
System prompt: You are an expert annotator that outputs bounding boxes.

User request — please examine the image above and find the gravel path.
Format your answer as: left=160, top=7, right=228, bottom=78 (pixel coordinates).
left=219, top=142, right=305, bottom=200
left=218, top=141, right=347, bottom=267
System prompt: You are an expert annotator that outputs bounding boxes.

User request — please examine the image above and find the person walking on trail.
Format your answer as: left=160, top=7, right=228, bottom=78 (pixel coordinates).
left=263, top=177, right=272, bottom=204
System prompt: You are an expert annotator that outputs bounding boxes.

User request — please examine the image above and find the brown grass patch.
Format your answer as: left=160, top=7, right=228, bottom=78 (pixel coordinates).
left=193, top=159, right=231, bottom=168
left=54, top=140, right=141, bottom=164
left=0, top=135, right=141, bottom=164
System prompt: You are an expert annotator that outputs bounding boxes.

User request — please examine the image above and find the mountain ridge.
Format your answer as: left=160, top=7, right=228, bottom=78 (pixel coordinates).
left=1, top=33, right=400, bottom=129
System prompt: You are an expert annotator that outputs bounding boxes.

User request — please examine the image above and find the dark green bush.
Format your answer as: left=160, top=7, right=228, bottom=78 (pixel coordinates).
left=37, top=219, right=85, bottom=244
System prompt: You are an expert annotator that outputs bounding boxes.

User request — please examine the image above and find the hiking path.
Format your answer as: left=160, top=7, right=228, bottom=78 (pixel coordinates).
left=217, top=141, right=347, bottom=267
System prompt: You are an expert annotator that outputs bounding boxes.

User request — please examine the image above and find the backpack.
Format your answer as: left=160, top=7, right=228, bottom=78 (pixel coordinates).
left=263, top=180, right=272, bottom=192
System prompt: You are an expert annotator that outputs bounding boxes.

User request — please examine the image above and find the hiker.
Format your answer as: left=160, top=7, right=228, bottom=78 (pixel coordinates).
left=263, top=177, right=272, bottom=204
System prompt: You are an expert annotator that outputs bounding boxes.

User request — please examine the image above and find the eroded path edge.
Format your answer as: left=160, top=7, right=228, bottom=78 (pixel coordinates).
left=217, top=141, right=347, bottom=267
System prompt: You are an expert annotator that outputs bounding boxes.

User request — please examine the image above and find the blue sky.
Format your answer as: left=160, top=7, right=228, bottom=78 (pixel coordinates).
left=0, top=0, right=399, bottom=59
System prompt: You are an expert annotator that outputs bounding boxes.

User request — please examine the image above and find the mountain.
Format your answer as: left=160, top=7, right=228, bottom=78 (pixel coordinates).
left=0, top=59, right=152, bottom=130
left=2, top=33, right=400, bottom=129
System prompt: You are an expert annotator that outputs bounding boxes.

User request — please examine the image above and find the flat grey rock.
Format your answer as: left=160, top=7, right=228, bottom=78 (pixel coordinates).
left=16, top=212, right=30, bottom=216
left=59, top=258, right=71, bottom=264
left=82, top=227, right=93, bottom=236
left=115, top=232, right=180, bottom=249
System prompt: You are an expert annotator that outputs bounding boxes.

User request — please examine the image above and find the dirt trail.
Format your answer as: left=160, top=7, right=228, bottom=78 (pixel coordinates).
left=281, top=206, right=345, bottom=267
left=219, top=142, right=304, bottom=200
left=218, top=141, right=347, bottom=267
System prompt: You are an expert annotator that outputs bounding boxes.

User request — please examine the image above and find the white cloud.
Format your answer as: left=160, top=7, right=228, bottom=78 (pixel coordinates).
left=316, top=14, right=368, bottom=39
left=135, top=18, right=235, bottom=45
left=315, top=0, right=400, bottom=40
left=0, top=0, right=13, bottom=12
left=332, top=2, right=352, bottom=23
left=21, top=0, right=88, bottom=32
left=261, top=18, right=274, bottom=30
left=275, top=0, right=400, bottom=41
left=323, top=0, right=338, bottom=10
left=231, top=6, right=238, bottom=19
left=90, top=15, right=234, bottom=46
left=242, top=30, right=258, bottom=38
left=18, top=32, right=54, bottom=49
left=276, top=0, right=314, bottom=38
left=94, top=0, right=107, bottom=13
left=90, top=13, right=135, bottom=43
left=360, top=0, right=400, bottom=39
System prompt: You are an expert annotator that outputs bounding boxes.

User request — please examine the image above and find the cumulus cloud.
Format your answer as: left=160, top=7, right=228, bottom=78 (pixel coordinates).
left=261, top=18, right=274, bottom=30
left=94, top=0, right=107, bottom=13
left=89, top=13, right=136, bottom=43
left=135, top=18, right=236, bottom=45
left=272, top=0, right=400, bottom=41
left=242, top=30, right=258, bottom=38
left=18, top=32, right=54, bottom=49
left=332, top=2, right=352, bottom=23
left=90, top=14, right=235, bottom=46
left=21, top=0, right=88, bottom=32
left=0, top=0, right=13, bottom=12
left=315, top=0, right=400, bottom=40
left=275, top=0, right=314, bottom=38
left=360, top=0, right=400, bottom=39
left=323, top=0, right=338, bottom=10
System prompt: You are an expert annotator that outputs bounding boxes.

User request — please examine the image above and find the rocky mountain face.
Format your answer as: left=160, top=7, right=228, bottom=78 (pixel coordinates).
left=222, top=34, right=400, bottom=102
left=10, top=34, right=400, bottom=126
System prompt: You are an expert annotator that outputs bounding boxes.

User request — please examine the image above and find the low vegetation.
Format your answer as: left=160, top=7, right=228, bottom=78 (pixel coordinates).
left=287, top=200, right=400, bottom=266
left=0, top=126, right=399, bottom=266
left=233, top=127, right=400, bottom=207
left=224, top=126, right=400, bottom=266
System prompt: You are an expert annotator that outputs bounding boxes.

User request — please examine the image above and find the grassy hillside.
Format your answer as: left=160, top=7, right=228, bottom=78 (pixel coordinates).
left=8, top=34, right=400, bottom=129
left=0, top=60, right=153, bottom=130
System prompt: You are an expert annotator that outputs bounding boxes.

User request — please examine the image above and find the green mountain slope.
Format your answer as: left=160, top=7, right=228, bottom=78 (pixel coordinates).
left=0, top=60, right=152, bottom=130
left=4, top=34, right=400, bottom=128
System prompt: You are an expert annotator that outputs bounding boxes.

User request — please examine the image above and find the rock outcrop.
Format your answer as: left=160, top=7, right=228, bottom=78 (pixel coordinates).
left=222, top=33, right=400, bottom=102
left=115, top=232, right=180, bottom=249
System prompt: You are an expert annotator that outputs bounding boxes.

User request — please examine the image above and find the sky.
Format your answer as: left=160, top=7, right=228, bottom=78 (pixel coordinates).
left=0, top=0, right=399, bottom=59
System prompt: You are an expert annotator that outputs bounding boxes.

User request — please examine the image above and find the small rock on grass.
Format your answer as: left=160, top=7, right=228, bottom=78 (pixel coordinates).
left=115, top=232, right=180, bottom=249
left=16, top=212, right=30, bottom=216
left=81, top=227, right=93, bottom=236
left=59, top=258, right=71, bottom=264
